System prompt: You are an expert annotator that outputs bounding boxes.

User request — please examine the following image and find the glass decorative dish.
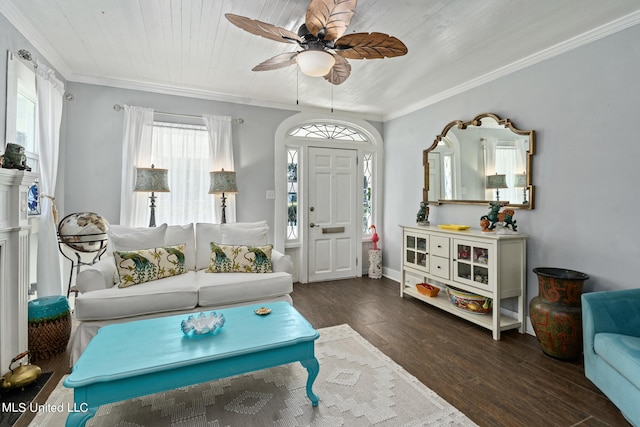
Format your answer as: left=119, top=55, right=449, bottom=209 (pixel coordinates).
left=181, top=311, right=225, bottom=336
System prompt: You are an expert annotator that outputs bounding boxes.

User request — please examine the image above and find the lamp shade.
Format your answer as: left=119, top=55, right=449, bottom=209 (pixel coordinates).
left=513, top=173, right=527, bottom=188
left=296, top=50, right=336, bottom=77
left=486, top=173, right=508, bottom=189
left=134, top=165, right=170, bottom=192
left=209, top=170, right=238, bottom=194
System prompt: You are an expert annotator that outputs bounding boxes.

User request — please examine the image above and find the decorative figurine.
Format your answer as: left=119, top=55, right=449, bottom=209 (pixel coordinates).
left=416, top=201, right=429, bottom=225
left=480, top=202, right=517, bottom=232
left=2, top=143, right=31, bottom=171
left=369, top=225, right=380, bottom=250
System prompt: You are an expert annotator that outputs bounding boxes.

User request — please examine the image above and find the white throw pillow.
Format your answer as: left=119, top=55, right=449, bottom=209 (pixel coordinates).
left=222, top=221, right=267, bottom=229
left=195, top=223, right=222, bottom=270
left=221, top=225, right=269, bottom=246
left=166, top=223, right=196, bottom=270
left=107, top=223, right=168, bottom=252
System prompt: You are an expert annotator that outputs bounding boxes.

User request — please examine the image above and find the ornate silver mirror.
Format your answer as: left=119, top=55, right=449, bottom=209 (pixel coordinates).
left=423, top=113, right=535, bottom=209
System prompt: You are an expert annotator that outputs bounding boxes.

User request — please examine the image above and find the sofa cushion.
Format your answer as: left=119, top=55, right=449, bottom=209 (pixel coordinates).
left=114, top=244, right=188, bottom=288
left=166, top=223, right=196, bottom=270
left=195, top=223, right=222, bottom=270
left=224, top=220, right=267, bottom=228
left=196, top=270, right=292, bottom=307
left=206, top=243, right=273, bottom=273
left=107, top=223, right=168, bottom=254
left=220, top=225, right=269, bottom=246
left=74, top=271, right=199, bottom=321
left=594, top=332, right=640, bottom=390
left=75, top=257, right=118, bottom=293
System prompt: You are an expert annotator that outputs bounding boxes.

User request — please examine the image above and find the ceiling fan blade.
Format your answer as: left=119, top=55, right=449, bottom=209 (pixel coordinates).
left=252, top=52, right=299, bottom=71
left=335, top=32, right=408, bottom=59
left=306, top=0, right=357, bottom=41
left=323, top=55, right=351, bottom=85
left=225, top=13, right=301, bottom=44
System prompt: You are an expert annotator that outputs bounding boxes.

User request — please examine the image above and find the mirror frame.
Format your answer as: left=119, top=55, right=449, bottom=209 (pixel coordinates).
left=423, top=112, right=535, bottom=209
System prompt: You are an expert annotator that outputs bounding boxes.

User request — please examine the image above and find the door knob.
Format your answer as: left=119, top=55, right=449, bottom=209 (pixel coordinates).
left=310, top=207, right=315, bottom=211
left=310, top=223, right=316, bottom=228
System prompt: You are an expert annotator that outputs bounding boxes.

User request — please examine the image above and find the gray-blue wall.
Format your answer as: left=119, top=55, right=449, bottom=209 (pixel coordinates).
left=63, top=82, right=298, bottom=240
left=383, top=23, right=640, bottom=299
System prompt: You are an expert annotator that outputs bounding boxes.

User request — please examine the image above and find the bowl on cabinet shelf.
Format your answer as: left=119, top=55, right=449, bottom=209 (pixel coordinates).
left=416, top=283, right=440, bottom=297
left=446, top=286, right=492, bottom=314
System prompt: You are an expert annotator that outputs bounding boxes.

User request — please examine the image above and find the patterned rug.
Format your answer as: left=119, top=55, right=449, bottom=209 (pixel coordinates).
left=29, top=324, right=476, bottom=426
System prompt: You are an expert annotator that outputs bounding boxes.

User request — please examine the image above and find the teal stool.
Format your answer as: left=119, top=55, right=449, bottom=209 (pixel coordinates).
left=28, top=296, right=71, bottom=360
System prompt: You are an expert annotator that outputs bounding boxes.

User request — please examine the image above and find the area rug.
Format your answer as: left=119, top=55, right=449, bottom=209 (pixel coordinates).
left=29, top=324, right=476, bottom=426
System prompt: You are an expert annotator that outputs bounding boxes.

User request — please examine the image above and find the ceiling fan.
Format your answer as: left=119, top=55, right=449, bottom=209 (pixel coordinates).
left=225, top=0, right=408, bottom=85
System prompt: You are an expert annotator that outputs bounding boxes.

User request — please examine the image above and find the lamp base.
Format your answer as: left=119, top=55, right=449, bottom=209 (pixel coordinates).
left=221, top=193, right=227, bottom=224
left=148, top=193, right=157, bottom=227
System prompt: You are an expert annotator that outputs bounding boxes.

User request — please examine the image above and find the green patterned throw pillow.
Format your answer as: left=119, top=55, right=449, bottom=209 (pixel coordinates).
left=206, top=243, right=273, bottom=273
left=114, top=243, right=188, bottom=288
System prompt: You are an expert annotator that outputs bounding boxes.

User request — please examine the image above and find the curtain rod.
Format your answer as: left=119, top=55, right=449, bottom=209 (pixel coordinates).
left=11, top=49, right=75, bottom=101
left=112, top=104, right=244, bottom=124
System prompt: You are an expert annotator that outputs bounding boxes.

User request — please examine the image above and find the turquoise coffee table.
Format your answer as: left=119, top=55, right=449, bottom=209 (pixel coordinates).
left=64, top=302, right=319, bottom=427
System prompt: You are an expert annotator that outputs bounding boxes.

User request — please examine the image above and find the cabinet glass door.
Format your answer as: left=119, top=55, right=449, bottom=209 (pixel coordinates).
left=404, top=232, right=429, bottom=272
left=454, top=240, right=491, bottom=289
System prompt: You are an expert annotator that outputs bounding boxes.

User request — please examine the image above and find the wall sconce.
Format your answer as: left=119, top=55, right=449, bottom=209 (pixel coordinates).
left=486, top=173, right=508, bottom=202
left=209, top=169, right=238, bottom=224
left=134, top=164, right=170, bottom=227
left=513, top=173, right=528, bottom=205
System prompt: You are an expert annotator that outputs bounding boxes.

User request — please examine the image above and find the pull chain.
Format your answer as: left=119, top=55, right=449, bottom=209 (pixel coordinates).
left=331, top=84, right=334, bottom=113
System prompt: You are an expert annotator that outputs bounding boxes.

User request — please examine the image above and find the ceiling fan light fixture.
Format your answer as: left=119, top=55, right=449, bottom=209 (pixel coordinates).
left=296, top=50, right=335, bottom=77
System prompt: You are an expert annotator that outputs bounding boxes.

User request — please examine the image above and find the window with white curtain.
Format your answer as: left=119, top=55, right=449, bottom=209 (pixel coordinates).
left=5, top=52, right=38, bottom=171
left=151, top=122, right=214, bottom=224
left=495, top=146, right=519, bottom=204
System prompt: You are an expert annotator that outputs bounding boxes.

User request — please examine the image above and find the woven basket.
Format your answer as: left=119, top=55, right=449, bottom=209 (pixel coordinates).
left=28, top=313, right=71, bottom=360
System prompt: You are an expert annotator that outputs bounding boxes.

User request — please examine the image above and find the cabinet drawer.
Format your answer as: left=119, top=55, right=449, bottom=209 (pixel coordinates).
left=430, top=255, right=450, bottom=279
left=430, top=236, right=450, bottom=258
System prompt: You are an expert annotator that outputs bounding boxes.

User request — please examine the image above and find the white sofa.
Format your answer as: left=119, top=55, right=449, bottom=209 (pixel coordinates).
left=69, top=221, right=293, bottom=364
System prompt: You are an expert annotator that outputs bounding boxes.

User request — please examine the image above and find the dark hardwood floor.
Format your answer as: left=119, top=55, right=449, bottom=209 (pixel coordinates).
left=291, top=277, right=629, bottom=427
left=14, top=276, right=628, bottom=427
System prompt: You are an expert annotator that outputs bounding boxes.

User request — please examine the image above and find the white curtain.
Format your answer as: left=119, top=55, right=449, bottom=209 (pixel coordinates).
left=514, top=139, right=527, bottom=175
left=496, top=147, right=519, bottom=203
left=120, top=105, right=154, bottom=226
left=35, top=61, right=64, bottom=297
left=152, top=123, right=214, bottom=224
left=202, top=115, right=236, bottom=223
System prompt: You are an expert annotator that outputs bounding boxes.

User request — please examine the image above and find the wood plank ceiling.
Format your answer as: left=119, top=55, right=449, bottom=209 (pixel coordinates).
left=2, top=0, right=639, bottom=120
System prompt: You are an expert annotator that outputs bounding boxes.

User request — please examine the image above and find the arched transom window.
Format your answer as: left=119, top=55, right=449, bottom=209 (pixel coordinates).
left=288, top=123, right=369, bottom=142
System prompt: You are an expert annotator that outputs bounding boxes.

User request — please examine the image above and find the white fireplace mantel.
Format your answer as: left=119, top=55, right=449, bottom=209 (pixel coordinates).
left=0, top=167, right=39, bottom=371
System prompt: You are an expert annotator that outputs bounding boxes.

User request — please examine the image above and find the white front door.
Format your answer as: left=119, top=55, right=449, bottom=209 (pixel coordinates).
left=307, top=147, right=358, bottom=282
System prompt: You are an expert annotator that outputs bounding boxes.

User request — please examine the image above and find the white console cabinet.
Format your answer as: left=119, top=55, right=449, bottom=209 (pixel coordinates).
left=401, top=225, right=527, bottom=339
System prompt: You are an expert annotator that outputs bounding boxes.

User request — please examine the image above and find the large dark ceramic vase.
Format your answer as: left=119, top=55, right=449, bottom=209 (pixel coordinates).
left=530, top=267, right=589, bottom=361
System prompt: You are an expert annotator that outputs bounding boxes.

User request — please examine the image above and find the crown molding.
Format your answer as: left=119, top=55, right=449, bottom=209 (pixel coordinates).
left=0, top=2, right=72, bottom=79
left=69, top=73, right=384, bottom=122
left=384, top=10, right=640, bottom=122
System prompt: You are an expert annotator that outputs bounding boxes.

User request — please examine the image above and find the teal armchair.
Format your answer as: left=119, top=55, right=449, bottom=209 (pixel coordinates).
left=582, top=289, right=640, bottom=426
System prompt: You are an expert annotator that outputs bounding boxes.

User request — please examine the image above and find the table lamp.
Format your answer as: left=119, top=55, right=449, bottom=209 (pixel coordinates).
left=209, top=169, right=238, bottom=224
left=513, top=173, right=528, bottom=205
left=134, top=164, right=170, bottom=227
left=486, top=173, right=508, bottom=202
